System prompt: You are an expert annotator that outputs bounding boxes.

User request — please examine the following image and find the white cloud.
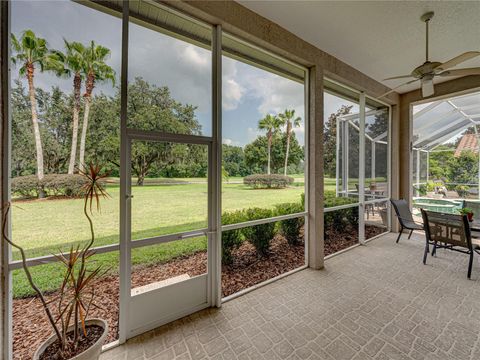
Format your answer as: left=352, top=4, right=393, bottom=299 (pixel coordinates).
left=222, top=58, right=245, bottom=111
left=234, top=62, right=305, bottom=122
left=223, top=78, right=245, bottom=111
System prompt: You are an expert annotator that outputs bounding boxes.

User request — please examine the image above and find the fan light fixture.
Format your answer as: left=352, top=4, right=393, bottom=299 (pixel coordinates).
left=380, top=12, right=480, bottom=99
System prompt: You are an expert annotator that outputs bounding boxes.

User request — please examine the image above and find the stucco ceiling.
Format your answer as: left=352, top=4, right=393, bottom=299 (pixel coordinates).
left=238, top=1, right=480, bottom=94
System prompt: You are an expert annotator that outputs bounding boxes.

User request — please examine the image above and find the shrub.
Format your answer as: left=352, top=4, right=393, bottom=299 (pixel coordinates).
left=243, top=207, right=276, bottom=256
left=43, top=174, right=88, bottom=197
left=221, top=210, right=247, bottom=265
left=455, top=184, right=470, bottom=198
left=323, top=191, right=359, bottom=232
left=11, top=175, right=41, bottom=197
left=243, top=174, right=294, bottom=189
left=11, top=174, right=90, bottom=198
left=275, top=202, right=305, bottom=245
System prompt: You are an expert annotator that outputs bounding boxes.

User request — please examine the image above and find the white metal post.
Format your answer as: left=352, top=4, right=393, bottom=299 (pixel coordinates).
left=474, top=125, right=480, bottom=200
left=371, top=141, right=375, bottom=184
left=426, top=151, right=429, bottom=183
left=359, top=93, right=366, bottom=244
left=210, top=24, right=222, bottom=307
left=343, top=120, right=349, bottom=196
left=416, top=149, right=420, bottom=195
left=118, top=0, right=129, bottom=344
left=335, top=117, right=340, bottom=197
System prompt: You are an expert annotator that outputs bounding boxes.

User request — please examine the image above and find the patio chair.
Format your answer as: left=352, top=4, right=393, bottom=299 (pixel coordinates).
left=421, top=209, right=480, bottom=279
left=390, top=199, right=423, bottom=243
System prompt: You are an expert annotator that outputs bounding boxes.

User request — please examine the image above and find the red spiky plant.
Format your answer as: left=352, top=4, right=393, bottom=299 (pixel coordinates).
left=2, top=163, right=110, bottom=358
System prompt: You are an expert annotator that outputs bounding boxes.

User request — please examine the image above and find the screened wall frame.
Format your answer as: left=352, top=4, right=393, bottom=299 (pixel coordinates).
left=410, top=88, right=480, bottom=202
left=1, top=0, right=312, bottom=357
left=324, top=78, right=392, bottom=245
left=219, top=30, right=310, bottom=302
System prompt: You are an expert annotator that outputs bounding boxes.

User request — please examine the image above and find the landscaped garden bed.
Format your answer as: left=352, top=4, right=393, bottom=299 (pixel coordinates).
left=12, top=233, right=305, bottom=360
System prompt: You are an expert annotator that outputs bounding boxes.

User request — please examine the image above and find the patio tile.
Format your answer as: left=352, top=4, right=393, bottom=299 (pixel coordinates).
left=101, top=233, right=480, bottom=360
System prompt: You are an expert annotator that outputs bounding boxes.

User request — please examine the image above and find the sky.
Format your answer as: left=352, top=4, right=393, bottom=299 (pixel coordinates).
left=12, top=0, right=353, bottom=147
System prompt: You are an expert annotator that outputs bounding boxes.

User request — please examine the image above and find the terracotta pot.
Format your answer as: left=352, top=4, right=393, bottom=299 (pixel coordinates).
left=33, top=319, right=108, bottom=360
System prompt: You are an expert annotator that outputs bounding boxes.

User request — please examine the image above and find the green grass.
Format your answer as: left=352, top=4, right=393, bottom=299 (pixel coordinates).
left=11, top=179, right=305, bottom=297
left=11, top=176, right=382, bottom=297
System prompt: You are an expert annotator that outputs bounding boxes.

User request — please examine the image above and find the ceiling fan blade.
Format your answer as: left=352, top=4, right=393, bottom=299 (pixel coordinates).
left=378, top=79, right=419, bottom=99
left=383, top=75, right=413, bottom=81
left=421, top=78, right=434, bottom=97
left=438, top=67, right=480, bottom=77
left=435, top=51, right=480, bottom=72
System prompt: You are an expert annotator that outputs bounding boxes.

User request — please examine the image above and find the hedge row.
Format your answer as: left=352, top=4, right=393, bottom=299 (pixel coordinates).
left=221, top=200, right=304, bottom=264
left=323, top=190, right=359, bottom=235
left=243, top=174, right=294, bottom=189
left=12, top=174, right=90, bottom=198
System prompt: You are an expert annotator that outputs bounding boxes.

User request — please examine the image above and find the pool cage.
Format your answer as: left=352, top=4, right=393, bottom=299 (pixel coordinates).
left=336, top=108, right=389, bottom=199
left=412, top=91, right=480, bottom=199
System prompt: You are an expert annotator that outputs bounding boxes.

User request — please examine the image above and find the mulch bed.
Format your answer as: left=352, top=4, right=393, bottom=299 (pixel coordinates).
left=12, top=226, right=385, bottom=359
left=324, top=224, right=387, bottom=256
left=221, top=235, right=305, bottom=297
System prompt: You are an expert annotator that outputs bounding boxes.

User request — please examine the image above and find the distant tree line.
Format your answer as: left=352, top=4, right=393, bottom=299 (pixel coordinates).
left=12, top=78, right=304, bottom=184
left=11, top=29, right=304, bottom=187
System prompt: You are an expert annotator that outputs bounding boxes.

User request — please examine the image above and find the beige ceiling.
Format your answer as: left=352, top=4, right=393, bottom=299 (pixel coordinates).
left=238, top=0, right=480, bottom=94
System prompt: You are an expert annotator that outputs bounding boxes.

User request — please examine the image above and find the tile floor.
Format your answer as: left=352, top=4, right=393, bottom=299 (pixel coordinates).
left=100, top=232, right=480, bottom=360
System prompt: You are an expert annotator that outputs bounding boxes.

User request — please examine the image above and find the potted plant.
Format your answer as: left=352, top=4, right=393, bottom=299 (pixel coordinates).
left=2, top=164, right=109, bottom=360
left=459, top=207, right=474, bottom=222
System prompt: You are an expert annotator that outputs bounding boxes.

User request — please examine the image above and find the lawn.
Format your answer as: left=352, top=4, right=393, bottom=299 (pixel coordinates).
left=11, top=176, right=384, bottom=297
left=11, top=178, right=307, bottom=297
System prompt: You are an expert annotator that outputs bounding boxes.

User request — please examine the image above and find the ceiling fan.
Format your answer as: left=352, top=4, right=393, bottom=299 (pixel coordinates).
left=380, top=11, right=480, bottom=98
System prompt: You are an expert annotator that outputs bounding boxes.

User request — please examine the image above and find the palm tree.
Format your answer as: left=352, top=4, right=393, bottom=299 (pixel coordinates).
left=279, top=109, right=302, bottom=176
left=62, top=40, right=86, bottom=174
left=258, top=114, right=281, bottom=175
left=11, top=30, right=64, bottom=182
left=78, top=41, right=115, bottom=170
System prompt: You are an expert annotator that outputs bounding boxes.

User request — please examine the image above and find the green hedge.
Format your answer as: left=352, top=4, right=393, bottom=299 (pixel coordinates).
left=11, top=174, right=89, bottom=198
left=221, top=194, right=305, bottom=261
left=221, top=190, right=360, bottom=260
left=243, top=174, right=294, bottom=189
left=275, top=202, right=305, bottom=245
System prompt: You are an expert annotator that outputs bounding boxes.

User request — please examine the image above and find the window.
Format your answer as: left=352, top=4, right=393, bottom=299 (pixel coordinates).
left=221, top=33, right=307, bottom=297
left=10, top=1, right=122, bottom=357
left=323, top=80, right=390, bottom=254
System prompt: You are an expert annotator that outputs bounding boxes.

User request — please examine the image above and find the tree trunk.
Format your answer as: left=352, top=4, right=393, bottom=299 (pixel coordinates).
left=284, top=122, right=292, bottom=176
left=137, top=173, right=145, bottom=186
left=78, top=95, right=91, bottom=171
left=267, top=134, right=272, bottom=175
left=68, top=73, right=82, bottom=174
left=26, top=65, right=44, bottom=182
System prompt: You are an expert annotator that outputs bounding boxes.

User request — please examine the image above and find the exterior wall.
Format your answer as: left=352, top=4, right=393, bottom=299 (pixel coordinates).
left=308, top=65, right=324, bottom=269
left=398, top=75, right=480, bottom=206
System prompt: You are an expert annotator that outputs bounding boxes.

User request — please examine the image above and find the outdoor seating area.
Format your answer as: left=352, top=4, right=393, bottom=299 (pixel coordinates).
left=99, top=233, right=480, bottom=360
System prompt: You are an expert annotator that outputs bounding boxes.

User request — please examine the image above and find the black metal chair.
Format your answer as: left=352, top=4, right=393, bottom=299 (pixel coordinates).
left=421, top=209, right=480, bottom=279
left=390, top=199, right=424, bottom=243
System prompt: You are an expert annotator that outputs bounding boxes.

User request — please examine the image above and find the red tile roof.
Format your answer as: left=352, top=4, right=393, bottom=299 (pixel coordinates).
left=454, top=134, right=478, bottom=157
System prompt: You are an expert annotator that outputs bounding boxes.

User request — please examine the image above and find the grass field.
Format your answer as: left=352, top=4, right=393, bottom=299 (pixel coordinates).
left=10, top=176, right=386, bottom=297
left=11, top=178, right=310, bottom=297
